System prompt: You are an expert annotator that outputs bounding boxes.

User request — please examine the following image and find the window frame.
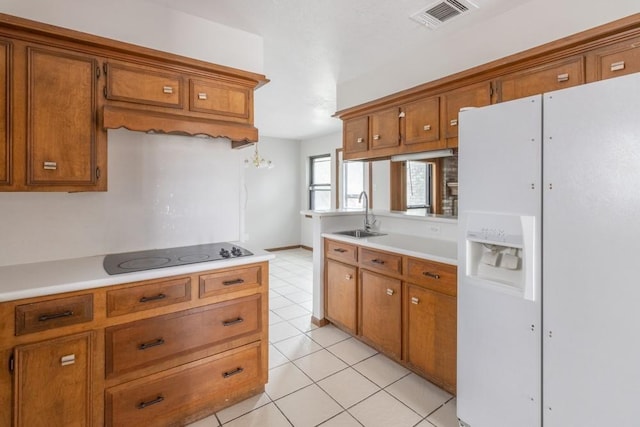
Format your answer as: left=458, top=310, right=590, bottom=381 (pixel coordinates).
left=308, top=154, right=332, bottom=210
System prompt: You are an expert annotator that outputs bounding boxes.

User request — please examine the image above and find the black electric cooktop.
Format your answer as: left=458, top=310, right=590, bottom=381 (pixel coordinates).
left=103, top=242, right=253, bottom=275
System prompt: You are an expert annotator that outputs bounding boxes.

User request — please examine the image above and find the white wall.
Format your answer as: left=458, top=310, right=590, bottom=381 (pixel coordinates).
left=299, top=132, right=342, bottom=247
left=243, top=137, right=301, bottom=250
left=0, top=0, right=266, bottom=266
left=337, top=0, right=640, bottom=110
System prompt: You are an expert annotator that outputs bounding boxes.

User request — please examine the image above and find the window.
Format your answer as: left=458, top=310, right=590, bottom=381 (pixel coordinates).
left=309, top=155, right=331, bottom=210
left=406, top=161, right=432, bottom=210
left=343, top=161, right=366, bottom=208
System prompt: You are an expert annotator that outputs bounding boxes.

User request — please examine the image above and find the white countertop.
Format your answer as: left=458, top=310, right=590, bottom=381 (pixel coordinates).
left=0, top=247, right=275, bottom=302
left=301, top=209, right=458, bottom=224
left=322, top=232, right=457, bottom=266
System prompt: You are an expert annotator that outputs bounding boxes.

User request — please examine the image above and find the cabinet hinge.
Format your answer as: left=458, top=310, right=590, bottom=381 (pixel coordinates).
left=96, top=66, right=101, bottom=79
left=489, top=83, right=494, bottom=97
left=103, top=86, right=107, bottom=98
left=103, top=63, right=108, bottom=75
left=96, top=167, right=101, bottom=180
left=9, top=354, right=14, bottom=372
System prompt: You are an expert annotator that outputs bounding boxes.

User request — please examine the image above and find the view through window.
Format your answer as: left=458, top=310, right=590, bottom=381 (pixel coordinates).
left=406, top=160, right=432, bottom=210
left=309, top=155, right=331, bottom=210
left=343, top=161, right=365, bottom=208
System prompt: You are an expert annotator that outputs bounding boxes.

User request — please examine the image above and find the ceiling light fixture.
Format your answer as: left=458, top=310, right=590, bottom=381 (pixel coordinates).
left=244, top=144, right=274, bottom=169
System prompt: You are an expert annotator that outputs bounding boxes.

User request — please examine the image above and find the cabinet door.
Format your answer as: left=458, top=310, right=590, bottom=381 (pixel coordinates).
left=325, top=259, right=357, bottom=334
left=344, top=116, right=369, bottom=156
left=370, top=107, right=399, bottom=150
left=27, top=46, right=99, bottom=186
left=403, top=96, right=442, bottom=150
left=0, top=40, right=9, bottom=186
left=360, top=270, right=401, bottom=358
left=105, top=62, right=182, bottom=108
left=190, top=78, right=251, bottom=123
left=587, top=35, right=640, bottom=82
left=443, top=82, right=491, bottom=146
left=498, top=56, right=584, bottom=102
left=405, top=284, right=456, bottom=394
left=13, top=331, right=94, bottom=427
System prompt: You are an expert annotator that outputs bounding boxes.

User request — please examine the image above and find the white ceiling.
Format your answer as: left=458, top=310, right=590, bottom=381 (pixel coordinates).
left=142, top=0, right=532, bottom=140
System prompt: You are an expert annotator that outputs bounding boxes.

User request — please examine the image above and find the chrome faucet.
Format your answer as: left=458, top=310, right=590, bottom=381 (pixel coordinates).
left=358, top=191, right=376, bottom=231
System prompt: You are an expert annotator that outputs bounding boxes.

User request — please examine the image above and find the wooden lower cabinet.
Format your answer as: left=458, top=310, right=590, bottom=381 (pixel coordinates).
left=405, top=284, right=457, bottom=394
left=0, top=261, right=269, bottom=426
left=13, top=331, right=95, bottom=427
left=359, top=269, right=401, bottom=358
left=325, top=259, right=357, bottom=334
left=105, top=342, right=263, bottom=427
left=324, top=237, right=458, bottom=394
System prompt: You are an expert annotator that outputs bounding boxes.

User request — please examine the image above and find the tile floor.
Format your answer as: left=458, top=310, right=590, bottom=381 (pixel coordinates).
left=189, top=248, right=458, bottom=427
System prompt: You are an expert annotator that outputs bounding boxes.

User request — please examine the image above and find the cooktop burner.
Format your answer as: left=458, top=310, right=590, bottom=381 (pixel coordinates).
left=103, top=242, right=253, bottom=275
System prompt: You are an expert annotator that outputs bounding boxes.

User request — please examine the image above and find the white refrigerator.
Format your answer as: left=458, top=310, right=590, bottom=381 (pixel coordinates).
left=457, top=72, right=640, bottom=427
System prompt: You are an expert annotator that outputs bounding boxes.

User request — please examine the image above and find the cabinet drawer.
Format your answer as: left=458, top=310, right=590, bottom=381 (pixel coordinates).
left=405, top=257, right=456, bottom=296
left=189, top=78, right=251, bottom=121
left=360, top=248, right=402, bottom=275
left=106, top=62, right=183, bottom=109
left=105, top=294, right=261, bottom=377
left=105, top=342, right=262, bottom=427
left=107, top=277, right=191, bottom=317
left=199, top=265, right=263, bottom=298
left=15, top=294, right=93, bottom=335
left=325, top=239, right=358, bottom=263
left=590, top=36, right=640, bottom=81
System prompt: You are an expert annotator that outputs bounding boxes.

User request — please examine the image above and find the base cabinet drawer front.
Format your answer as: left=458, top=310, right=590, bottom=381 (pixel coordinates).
left=405, top=284, right=456, bottom=394
left=189, top=78, right=251, bottom=122
left=405, top=257, right=456, bottom=296
left=325, top=239, right=358, bottom=263
left=106, top=294, right=261, bottom=377
left=359, top=270, right=402, bottom=358
left=107, top=277, right=191, bottom=317
left=15, top=294, right=93, bottom=335
left=105, top=62, right=183, bottom=109
left=105, top=342, right=262, bottom=427
left=13, top=331, right=95, bottom=427
left=359, top=248, right=402, bottom=276
left=325, top=259, right=357, bottom=334
left=199, top=264, right=263, bottom=298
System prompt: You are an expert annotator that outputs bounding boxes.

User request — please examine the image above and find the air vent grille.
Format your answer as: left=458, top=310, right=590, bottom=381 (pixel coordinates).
left=410, top=0, right=478, bottom=29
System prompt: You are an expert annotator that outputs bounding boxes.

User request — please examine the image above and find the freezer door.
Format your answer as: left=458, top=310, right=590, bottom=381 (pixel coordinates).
left=457, top=96, right=542, bottom=427
left=543, top=72, right=640, bottom=426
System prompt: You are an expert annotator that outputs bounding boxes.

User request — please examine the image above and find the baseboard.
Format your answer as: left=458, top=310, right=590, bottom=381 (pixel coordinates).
left=312, top=316, right=329, bottom=327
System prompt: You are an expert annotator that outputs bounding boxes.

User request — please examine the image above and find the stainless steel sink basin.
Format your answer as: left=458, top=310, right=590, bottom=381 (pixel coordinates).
left=333, top=229, right=386, bottom=238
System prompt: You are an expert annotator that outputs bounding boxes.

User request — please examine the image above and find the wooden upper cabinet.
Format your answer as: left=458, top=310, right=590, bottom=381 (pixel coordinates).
left=26, top=46, right=104, bottom=188
left=370, top=107, right=400, bottom=151
left=343, top=116, right=369, bottom=156
left=0, top=40, right=9, bottom=186
left=402, top=96, right=442, bottom=151
left=105, top=62, right=183, bottom=109
left=497, top=56, right=585, bottom=102
left=189, top=78, right=252, bottom=123
left=443, top=81, right=492, bottom=144
left=587, top=35, right=640, bottom=82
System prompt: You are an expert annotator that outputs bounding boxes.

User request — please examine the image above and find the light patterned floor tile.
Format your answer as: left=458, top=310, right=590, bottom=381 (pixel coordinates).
left=265, top=362, right=313, bottom=400
left=327, top=337, right=378, bottom=365
left=293, top=349, right=348, bottom=382
left=269, top=344, right=290, bottom=369
left=353, top=353, right=409, bottom=388
left=272, top=304, right=311, bottom=320
left=275, top=384, right=342, bottom=426
left=222, top=402, right=291, bottom=427
left=186, top=414, right=220, bottom=427
left=319, top=411, right=363, bottom=427
left=273, top=334, right=323, bottom=360
left=216, top=392, right=271, bottom=424
left=386, top=373, right=452, bottom=417
left=307, top=324, right=351, bottom=347
left=287, top=314, right=319, bottom=333
left=317, top=367, right=380, bottom=408
left=426, top=398, right=458, bottom=427
left=269, top=321, right=303, bottom=343
left=348, top=391, right=422, bottom=427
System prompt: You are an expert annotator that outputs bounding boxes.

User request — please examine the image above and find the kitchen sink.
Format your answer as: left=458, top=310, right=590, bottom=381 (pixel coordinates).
left=333, top=229, right=386, bottom=238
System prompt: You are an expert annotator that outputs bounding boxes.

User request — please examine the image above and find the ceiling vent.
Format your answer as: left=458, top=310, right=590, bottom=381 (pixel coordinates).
left=410, top=0, right=478, bottom=29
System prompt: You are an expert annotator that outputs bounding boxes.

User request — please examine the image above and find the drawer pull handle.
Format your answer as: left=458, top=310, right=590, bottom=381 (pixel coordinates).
left=450, top=119, right=458, bottom=127
left=333, top=248, right=347, bottom=253
left=557, top=73, right=569, bottom=82
left=373, top=134, right=381, bottom=140
left=371, top=259, right=385, bottom=265
left=223, top=367, right=244, bottom=378
left=198, top=92, right=208, bottom=100
left=60, top=354, right=75, bottom=366
left=139, top=293, right=166, bottom=303
left=137, top=395, right=164, bottom=409
left=223, top=317, right=244, bottom=327
left=138, top=338, right=165, bottom=350
left=223, top=278, right=245, bottom=286
left=162, top=86, right=174, bottom=94
left=610, top=61, right=625, bottom=72
left=38, top=310, right=73, bottom=322
left=43, top=161, right=57, bottom=170
left=386, top=288, right=395, bottom=296
left=356, top=137, right=364, bottom=144
left=422, top=271, right=441, bottom=279
left=423, top=124, right=431, bottom=131
left=411, top=297, right=420, bottom=305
